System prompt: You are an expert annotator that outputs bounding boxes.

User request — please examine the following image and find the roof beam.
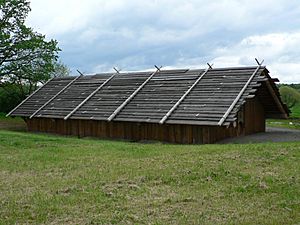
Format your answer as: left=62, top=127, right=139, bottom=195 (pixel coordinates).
left=6, top=77, right=55, bottom=117
left=159, top=67, right=210, bottom=124
left=107, top=67, right=161, bottom=122
left=218, top=64, right=262, bottom=126
left=265, top=79, right=288, bottom=119
left=29, top=75, right=82, bottom=119
left=113, top=67, right=120, bottom=74
left=64, top=73, right=117, bottom=120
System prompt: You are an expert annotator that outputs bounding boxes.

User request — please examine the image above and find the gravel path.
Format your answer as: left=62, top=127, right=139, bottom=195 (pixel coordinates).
left=217, top=127, right=300, bottom=144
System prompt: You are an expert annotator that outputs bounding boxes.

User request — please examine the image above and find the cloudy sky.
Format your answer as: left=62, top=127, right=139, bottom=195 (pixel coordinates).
left=27, top=0, right=300, bottom=83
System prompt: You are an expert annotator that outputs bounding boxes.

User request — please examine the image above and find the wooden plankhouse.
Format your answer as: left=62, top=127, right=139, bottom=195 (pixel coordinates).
left=8, top=65, right=289, bottom=144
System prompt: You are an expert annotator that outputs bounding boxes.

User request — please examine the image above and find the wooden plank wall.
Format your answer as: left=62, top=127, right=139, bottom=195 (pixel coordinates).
left=25, top=97, right=266, bottom=144
left=243, top=97, right=265, bottom=135
left=26, top=118, right=244, bottom=144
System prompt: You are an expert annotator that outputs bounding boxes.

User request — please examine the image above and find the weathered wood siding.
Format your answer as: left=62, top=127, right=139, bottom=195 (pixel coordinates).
left=243, top=97, right=265, bottom=135
left=26, top=118, right=232, bottom=144
left=24, top=98, right=265, bottom=144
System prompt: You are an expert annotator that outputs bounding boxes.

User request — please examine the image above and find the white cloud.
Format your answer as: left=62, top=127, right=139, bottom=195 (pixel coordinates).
left=271, top=63, right=300, bottom=83
left=28, top=0, right=299, bottom=37
left=210, top=32, right=300, bottom=83
left=26, top=0, right=300, bottom=83
left=91, top=63, right=112, bottom=74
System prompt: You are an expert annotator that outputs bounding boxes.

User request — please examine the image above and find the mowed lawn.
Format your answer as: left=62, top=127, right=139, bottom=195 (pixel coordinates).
left=0, top=120, right=300, bottom=224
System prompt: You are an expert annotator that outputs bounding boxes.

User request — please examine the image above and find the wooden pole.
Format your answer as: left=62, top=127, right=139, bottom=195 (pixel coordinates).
left=107, top=68, right=160, bottom=122
left=29, top=75, right=82, bottom=119
left=159, top=67, right=210, bottom=124
left=218, top=64, right=262, bottom=126
left=6, top=77, right=55, bottom=117
left=64, top=73, right=117, bottom=120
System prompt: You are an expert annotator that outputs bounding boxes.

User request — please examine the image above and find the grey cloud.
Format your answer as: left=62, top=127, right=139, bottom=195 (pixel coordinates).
left=27, top=0, right=300, bottom=82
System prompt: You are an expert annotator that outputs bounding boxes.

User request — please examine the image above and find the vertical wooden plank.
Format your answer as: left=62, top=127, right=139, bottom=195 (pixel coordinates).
left=78, top=120, right=83, bottom=138
left=187, top=125, right=193, bottom=144
left=96, top=121, right=101, bottom=137
left=174, top=124, right=180, bottom=143
left=203, top=126, right=210, bottom=144
left=197, top=126, right=203, bottom=144
left=99, top=121, right=105, bottom=138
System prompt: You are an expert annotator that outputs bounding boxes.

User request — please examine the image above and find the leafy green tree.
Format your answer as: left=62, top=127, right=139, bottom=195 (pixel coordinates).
left=289, top=84, right=300, bottom=92
left=51, top=60, right=71, bottom=78
left=279, top=86, right=300, bottom=109
left=0, top=0, right=60, bottom=99
left=0, top=84, right=23, bottom=113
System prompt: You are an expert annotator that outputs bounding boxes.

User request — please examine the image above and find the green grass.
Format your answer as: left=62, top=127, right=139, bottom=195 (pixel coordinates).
left=0, top=120, right=300, bottom=224
left=0, top=113, right=26, bottom=132
left=267, top=118, right=300, bottom=130
left=266, top=100, right=300, bottom=129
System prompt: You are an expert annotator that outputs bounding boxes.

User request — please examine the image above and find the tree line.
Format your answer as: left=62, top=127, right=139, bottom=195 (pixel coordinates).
left=0, top=0, right=69, bottom=113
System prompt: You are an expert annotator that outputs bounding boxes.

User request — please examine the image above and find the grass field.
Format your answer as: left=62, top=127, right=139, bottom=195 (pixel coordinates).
left=267, top=118, right=300, bottom=130
left=0, top=113, right=26, bottom=132
left=0, top=118, right=300, bottom=224
left=266, top=103, right=300, bottom=130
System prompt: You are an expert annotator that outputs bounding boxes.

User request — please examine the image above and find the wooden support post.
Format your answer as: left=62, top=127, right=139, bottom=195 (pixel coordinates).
left=265, top=79, right=288, bottom=119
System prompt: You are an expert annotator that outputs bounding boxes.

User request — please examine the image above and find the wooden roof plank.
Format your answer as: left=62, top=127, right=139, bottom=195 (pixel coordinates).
left=64, top=72, right=117, bottom=120
left=10, top=65, right=288, bottom=126
left=159, top=68, right=209, bottom=124
left=29, top=75, right=82, bottom=119
left=7, top=77, right=55, bottom=117
left=107, top=68, right=160, bottom=121
left=217, top=65, right=262, bottom=126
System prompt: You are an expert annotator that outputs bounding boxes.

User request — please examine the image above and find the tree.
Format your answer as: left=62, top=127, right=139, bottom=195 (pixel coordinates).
left=51, top=60, right=71, bottom=78
left=279, top=86, right=300, bottom=109
left=0, top=0, right=61, bottom=99
left=0, top=83, right=23, bottom=113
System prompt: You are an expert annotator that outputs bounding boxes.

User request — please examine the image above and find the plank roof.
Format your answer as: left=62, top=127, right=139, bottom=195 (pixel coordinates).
left=8, top=66, right=289, bottom=126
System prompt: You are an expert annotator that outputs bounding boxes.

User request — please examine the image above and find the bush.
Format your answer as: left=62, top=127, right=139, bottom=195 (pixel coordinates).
left=279, top=86, right=300, bottom=109
left=0, top=85, right=24, bottom=113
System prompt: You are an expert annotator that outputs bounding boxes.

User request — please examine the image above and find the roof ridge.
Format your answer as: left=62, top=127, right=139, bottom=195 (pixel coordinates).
left=74, top=66, right=266, bottom=77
